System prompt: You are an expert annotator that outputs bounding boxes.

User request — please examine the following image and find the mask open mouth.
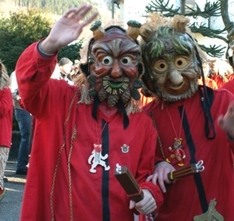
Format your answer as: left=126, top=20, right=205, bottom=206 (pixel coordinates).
left=102, top=79, right=129, bottom=95
left=169, top=82, right=185, bottom=90
left=108, top=80, right=124, bottom=89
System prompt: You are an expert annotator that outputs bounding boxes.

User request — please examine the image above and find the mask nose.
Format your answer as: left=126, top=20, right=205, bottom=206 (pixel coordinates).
left=110, top=60, right=122, bottom=78
left=168, top=63, right=183, bottom=84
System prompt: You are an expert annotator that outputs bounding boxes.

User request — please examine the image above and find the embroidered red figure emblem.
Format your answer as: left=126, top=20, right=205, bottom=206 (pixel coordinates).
left=166, top=138, right=186, bottom=166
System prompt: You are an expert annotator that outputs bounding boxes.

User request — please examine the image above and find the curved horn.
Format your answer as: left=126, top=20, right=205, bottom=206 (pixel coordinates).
left=90, top=20, right=105, bottom=40
left=126, top=20, right=141, bottom=40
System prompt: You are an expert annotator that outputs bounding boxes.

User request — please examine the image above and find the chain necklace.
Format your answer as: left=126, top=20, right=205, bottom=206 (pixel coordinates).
left=165, top=102, right=186, bottom=166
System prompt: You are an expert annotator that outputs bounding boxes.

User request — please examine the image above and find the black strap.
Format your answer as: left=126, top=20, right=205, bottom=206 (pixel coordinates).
left=199, top=86, right=216, bottom=140
left=116, top=101, right=129, bottom=129
left=101, top=119, right=110, bottom=221
left=92, top=96, right=100, bottom=121
left=179, top=105, right=208, bottom=213
left=187, top=33, right=216, bottom=140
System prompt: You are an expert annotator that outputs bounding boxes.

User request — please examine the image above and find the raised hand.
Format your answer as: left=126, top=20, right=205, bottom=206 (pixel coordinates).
left=40, top=4, right=98, bottom=54
left=218, top=100, right=234, bottom=138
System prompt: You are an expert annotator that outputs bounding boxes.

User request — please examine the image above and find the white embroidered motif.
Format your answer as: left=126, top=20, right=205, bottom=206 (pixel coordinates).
left=88, top=143, right=110, bottom=173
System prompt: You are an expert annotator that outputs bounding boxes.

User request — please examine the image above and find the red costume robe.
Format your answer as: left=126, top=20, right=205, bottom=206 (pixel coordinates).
left=221, top=79, right=234, bottom=95
left=0, top=87, right=13, bottom=148
left=143, top=88, right=234, bottom=220
left=15, top=42, right=163, bottom=221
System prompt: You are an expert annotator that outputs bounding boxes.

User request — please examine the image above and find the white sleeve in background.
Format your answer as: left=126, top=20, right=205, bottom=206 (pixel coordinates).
left=9, top=71, right=18, bottom=93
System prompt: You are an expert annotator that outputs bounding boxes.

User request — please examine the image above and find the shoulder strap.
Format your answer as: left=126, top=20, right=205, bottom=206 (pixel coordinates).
left=179, top=106, right=208, bottom=213
left=199, top=85, right=216, bottom=140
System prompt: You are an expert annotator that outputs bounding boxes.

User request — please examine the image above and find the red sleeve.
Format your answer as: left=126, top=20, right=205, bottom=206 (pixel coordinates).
left=136, top=115, right=164, bottom=211
left=140, top=181, right=164, bottom=212
left=15, top=42, right=58, bottom=117
left=0, top=87, right=12, bottom=116
left=0, top=87, right=13, bottom=147
left=221, top=80, right=234, bottom=94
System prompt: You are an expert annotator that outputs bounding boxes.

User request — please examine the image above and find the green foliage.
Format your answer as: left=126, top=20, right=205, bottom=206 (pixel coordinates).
left=185, top=1, right=221, bottom=18
left=0, top=9, right=53, bottom=74
left=145, top=0, right=221, bottom=18
left=198, top=44, right=226, bottom=58
left=0, top=7, right=88, bottom=74
left=189, top=23, right=229, bottom=41
left=145, top=0, right=180, bottom=16
left=145, top=0, right=226, bottom=58
left=58, top=40, right=84, bottom=62
left=17, top=0, right=98, bottom=15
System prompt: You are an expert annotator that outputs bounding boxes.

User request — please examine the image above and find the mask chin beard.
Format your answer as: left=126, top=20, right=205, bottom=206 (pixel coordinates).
left=98, top=86, right=131, bottom=108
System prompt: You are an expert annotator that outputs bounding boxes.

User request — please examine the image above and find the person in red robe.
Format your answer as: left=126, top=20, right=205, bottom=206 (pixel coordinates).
left=0, top=61, right=13, bottom=201
left=15, top=5, right=163, bottom=221
left=139, top=13, right=234, bottom=220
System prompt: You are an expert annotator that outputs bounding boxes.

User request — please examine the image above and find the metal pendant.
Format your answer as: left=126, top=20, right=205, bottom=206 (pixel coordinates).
left=88, top=143, right=110, bottom=173
left=166, top=138, right=186, bottom=166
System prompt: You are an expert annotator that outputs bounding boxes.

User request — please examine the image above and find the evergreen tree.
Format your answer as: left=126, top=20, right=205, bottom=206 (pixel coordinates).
left=15, top=0, right=98, bottom=15
left=145, top=0, right=233, bottom=58
left=0, top=8, right=84, bottom=74
left=0, top=9, right=52, bottom=73
left=58, top=41, right=83, bottom=62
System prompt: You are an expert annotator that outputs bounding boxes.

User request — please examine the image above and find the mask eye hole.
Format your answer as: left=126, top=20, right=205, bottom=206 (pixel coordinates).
left=121, top=56, right=132, bottom=65
left=153, top=59, right=168, bottom=72
left=101, top=56, right=113, bottom=65
left=174, top=56, right=189, bottom=69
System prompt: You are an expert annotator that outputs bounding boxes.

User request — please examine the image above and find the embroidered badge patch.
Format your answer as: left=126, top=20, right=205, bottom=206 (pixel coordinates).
left=121, top=144, right=130, bottom=153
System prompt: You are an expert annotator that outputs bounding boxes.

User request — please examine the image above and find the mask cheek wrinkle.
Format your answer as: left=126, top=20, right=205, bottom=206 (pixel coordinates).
left=154, top=72, right=167, bottom=86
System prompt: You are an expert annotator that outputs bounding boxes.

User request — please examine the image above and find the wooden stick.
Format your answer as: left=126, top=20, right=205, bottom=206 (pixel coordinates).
left=168, top=160, right=205, bottom=181
left=115, top=164, right=144, bottom=202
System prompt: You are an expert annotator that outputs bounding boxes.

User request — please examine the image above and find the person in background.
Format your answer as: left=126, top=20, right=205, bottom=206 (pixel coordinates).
left=10, top=71, right=32, bottom=175
left=71, top=71, right=87, bottom=87
left=69, top=60, right=87, bottom=87
left=58, top=57, right=74, bottom=84
left=140, top=13, right=234, bottom=220
left=208, top=58, right=231, bottom=88
left=0, top=60, right=13, bottom=200
left=15, top=5, right=163, bottom=221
